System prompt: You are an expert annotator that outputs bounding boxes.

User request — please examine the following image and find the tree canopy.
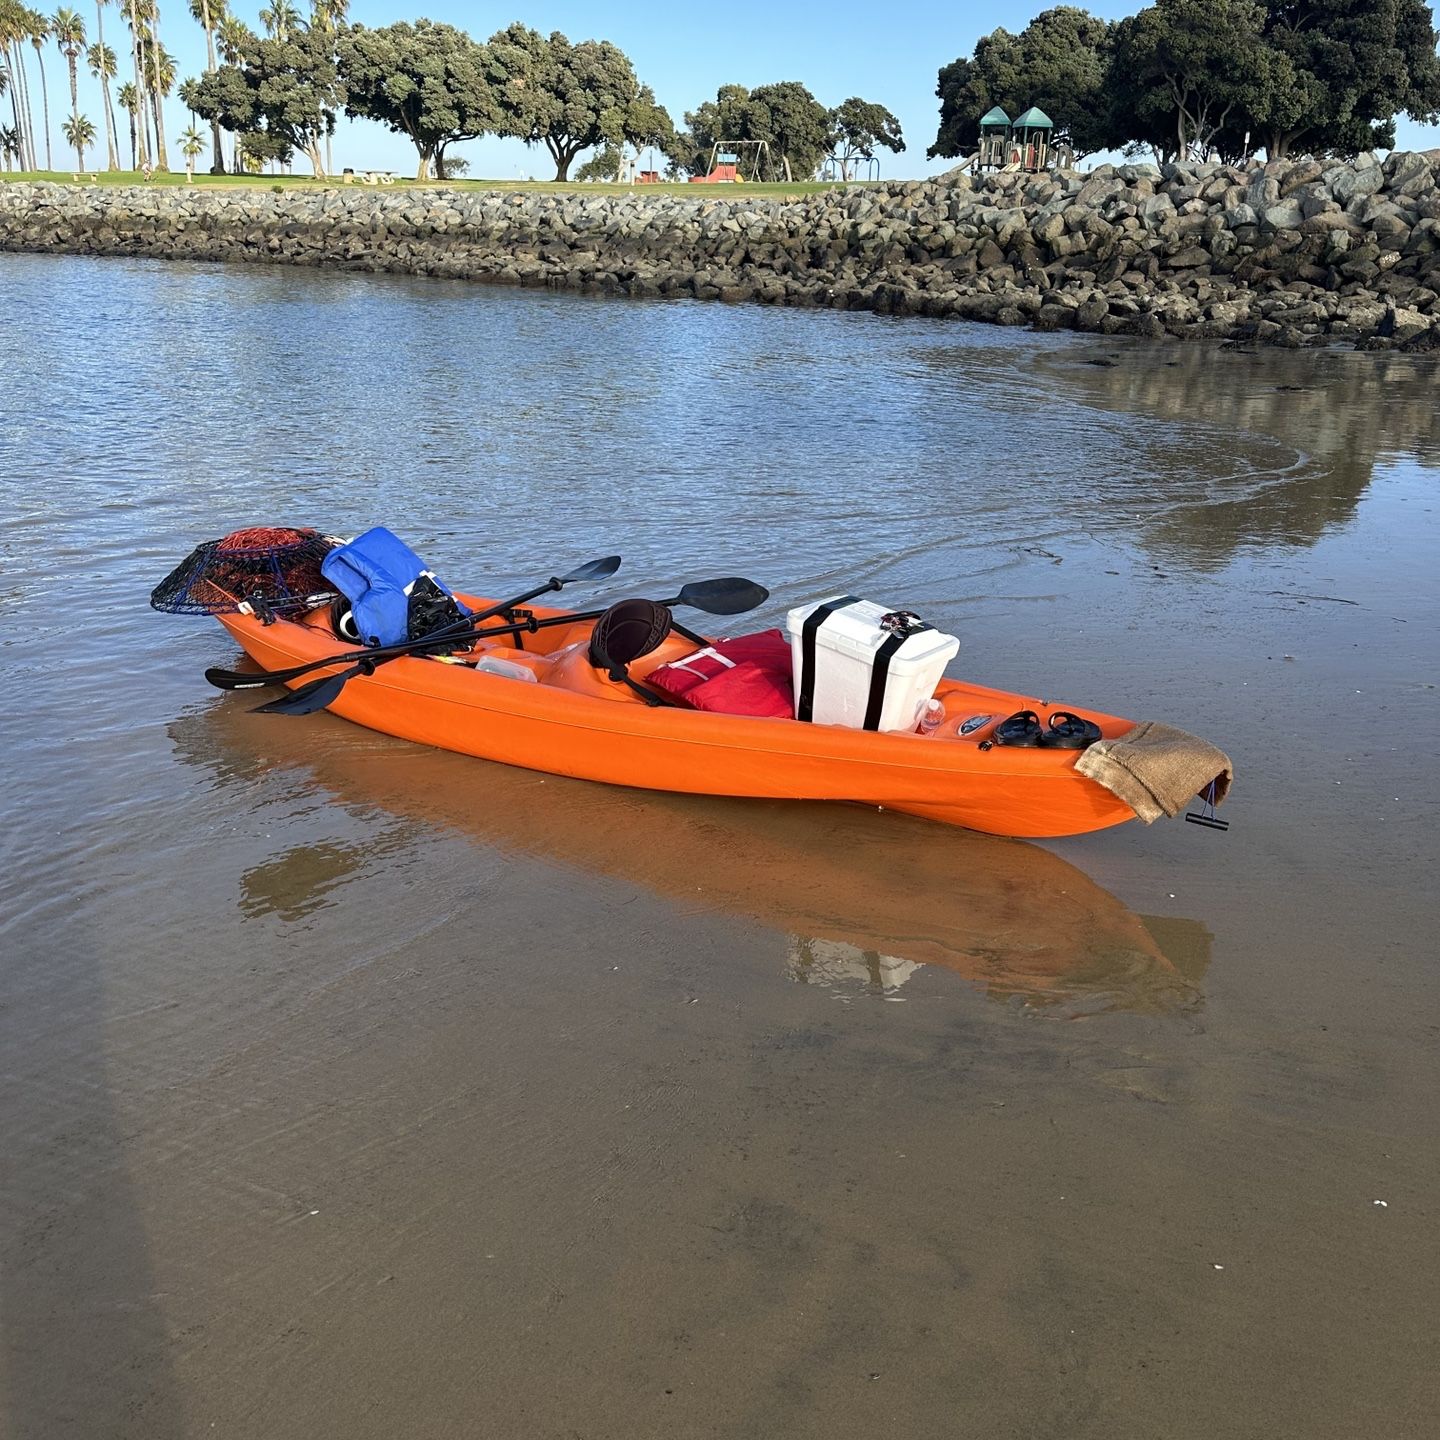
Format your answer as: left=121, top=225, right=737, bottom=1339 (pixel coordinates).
left=931, top=0, right=1440, bottom=163
left=827, top=97, right=904, bottom=179
left=485, top=24, right=670, bottom=181
left=680, top=80, right=832, bottom=179
left=931, top=7, right=1113, bottom=159
left=336, top=20, right=495, bottom=180
left=1255, top=0, right=1440, bottom=157
left=187, top=28, right=339, bottom=175
left=1108, top=0, right=1280, bottom=161
left=748, top=82, right=831, bottom=180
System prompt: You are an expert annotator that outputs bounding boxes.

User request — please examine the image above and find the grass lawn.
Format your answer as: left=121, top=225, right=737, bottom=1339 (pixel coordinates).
left=3, top=169, right=859, bottom=199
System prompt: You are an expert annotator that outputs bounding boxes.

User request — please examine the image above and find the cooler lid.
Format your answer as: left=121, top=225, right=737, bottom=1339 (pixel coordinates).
left=787, top=596, right=959, bottom=666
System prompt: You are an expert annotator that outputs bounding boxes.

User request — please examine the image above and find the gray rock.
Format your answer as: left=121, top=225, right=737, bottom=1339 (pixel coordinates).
left=1263, top=199, right=1305, bottom=230
left=1329, top=165, right=1384, bottom=205
left=1141, top=193, right=1176, bottom=224
left=1246, top=175, right=1280, bottom=210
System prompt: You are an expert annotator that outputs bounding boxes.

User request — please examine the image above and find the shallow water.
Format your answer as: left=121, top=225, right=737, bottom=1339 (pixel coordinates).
left=1, top=253, right=1437, bottom=1438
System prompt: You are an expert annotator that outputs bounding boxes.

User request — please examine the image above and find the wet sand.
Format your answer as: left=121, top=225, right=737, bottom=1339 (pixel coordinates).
left=2, top=257, right=1438, bottom=1438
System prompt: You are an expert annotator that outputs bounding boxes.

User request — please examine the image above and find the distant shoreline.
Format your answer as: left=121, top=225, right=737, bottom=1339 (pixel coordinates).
left=4, top=154, right=1438, bottom=350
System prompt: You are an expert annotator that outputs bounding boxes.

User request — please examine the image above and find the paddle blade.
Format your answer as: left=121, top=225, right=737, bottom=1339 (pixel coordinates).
left=205, top=666, right=278, bottom=691
left=561, top=554, right=622, bottom=584
left=673, top=577, right=770, bottom=616
left=252, top=667, right=355, bottom=716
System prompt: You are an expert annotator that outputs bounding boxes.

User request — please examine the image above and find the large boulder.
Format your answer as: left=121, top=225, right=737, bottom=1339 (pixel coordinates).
left=1262, top=199, right=1305, bottom=231
left=1329, top=164, right=1384, bottom=205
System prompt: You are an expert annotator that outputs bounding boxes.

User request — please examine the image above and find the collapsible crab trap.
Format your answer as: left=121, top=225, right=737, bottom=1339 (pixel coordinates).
left=150, top=526, right=337, bottom=616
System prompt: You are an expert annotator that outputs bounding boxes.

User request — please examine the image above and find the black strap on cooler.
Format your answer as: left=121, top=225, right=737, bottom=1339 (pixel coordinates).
left=863, top=612, right=933, bottom=732
left=796, top=595, right=858, bottom=722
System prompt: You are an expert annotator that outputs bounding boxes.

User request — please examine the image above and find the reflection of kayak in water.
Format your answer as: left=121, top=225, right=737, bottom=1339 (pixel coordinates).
left=171, top=699, right=1211, bottom=1013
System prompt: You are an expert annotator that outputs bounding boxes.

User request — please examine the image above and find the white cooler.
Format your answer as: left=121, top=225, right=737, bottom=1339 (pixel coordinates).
left=786, top=596, right=960, bottom=732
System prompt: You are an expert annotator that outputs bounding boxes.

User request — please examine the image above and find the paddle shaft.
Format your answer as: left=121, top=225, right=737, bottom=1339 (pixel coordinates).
left=210, top=569, right=615, bottom=693
left=209, top=580, right=752, bottom=693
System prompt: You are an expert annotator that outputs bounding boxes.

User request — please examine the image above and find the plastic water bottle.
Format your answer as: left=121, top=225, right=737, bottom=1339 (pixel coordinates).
left=916, top=699, right=945, bottom=736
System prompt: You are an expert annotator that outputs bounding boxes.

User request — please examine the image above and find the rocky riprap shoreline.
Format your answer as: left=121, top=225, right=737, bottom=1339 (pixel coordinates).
left=4, top=152, right=1440, bottom=348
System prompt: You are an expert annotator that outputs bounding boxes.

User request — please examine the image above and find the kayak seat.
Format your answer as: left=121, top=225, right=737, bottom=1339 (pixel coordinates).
left=543, top=633, right=699, bottom=703
left=586, top=599, right=690, bottom=707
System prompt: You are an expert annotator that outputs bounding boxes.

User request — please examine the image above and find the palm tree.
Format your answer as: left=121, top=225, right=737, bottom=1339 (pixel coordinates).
left=185, top=0, right=220, bottom=170
left=85, top=39, right=117, bottom=167
left=0, top=14, right=12, bottom=161
left=116, top=0, right=144, bottom=165
left=141, top=0, right=166, bottom=167
left=89, top=0, right=117, bottom=166
left=119, top=0, right=161, bottom=167
left=257, top=0, right=295, bottom=41
left=214, top=8, right=241, bottom=60
left=50, top=8, right=83, bottom=161
left=27, top=8, right=52, bottom=169
left=0, top=120, right=20, bottom=170
left=116, top=72, right=135, bottom=164
left=178, top=114, right=199, bottom=177
left=60, top=104, right=91, bottom=166
left=142, top=32, right=169, bottom=167
left=1, top=1, right=36, bottom=170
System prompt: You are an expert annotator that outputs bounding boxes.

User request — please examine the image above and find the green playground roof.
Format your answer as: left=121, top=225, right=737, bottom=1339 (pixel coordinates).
left=979, top=106, right=1011, bottom=127
left=1012, top=106, right=1054, bottom=129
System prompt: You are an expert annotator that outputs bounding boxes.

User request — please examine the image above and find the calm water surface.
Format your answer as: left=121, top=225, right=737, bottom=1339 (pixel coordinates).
left=1, top=253, right=1437, bottom=1439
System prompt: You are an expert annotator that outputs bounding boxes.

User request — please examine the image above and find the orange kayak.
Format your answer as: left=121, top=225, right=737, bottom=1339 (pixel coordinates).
left=217, top=592, right=1141, bottom=839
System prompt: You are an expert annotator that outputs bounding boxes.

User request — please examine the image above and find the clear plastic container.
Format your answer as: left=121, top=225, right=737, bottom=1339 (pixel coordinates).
left=474, top=656, right=537, bottom=683
left=916, top=698, right=945, bottom=735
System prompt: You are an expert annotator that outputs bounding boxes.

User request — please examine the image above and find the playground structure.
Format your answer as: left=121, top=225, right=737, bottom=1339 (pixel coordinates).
left=822, top=155, right=880, bottom=183
left=961, top=105, right=1075, bottom=175
left=688, top=140, right=777, bottom=184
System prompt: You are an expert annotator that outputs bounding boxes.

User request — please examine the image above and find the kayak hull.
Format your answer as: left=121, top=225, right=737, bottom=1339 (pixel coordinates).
left=216, top=600, right=1140, bottom=839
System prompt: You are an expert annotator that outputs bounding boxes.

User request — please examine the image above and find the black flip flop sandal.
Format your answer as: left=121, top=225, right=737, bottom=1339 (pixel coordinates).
left=992, top=710, right=1044, bottom=747
left=1040, top=711, right=1102, bottom=749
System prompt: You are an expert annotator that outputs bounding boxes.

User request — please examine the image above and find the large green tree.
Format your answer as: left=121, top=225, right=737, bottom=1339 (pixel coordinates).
left=930, top=6, right=1114, bottom=159
left=679, top=81, right=758, bottom=175
left=826, top=96, right=903, bottom=179
left=680, top=79, right=830, bottom=179
left=1252, top=0, right=1440, bottom=156
left=748, top=81, right=829, bottom=179
left=1105, top=0, right=1281, bottom=161
left=185, top=26, right=338, bottom=175
left=486, top=23, right=670, bottom=181
left=337, top=20, right=494, bottom=180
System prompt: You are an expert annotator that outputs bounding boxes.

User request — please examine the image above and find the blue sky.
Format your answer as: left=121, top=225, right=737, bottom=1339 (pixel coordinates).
left=25, top=0, right=1440, bottom=176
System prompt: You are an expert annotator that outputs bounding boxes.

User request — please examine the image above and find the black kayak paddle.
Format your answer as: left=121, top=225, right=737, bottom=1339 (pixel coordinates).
left=206, top=554, right=621, bottom=693
left=251, top=575, right=770, bottom=719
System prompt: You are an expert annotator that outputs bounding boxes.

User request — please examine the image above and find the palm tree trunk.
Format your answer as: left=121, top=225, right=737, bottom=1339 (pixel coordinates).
left=126, top=11, right=148, bottom=167
left=12, top=41, right=35, bottom=170
left=3, top=49, right=26, bottom=170
left=147, top=2, right=167, bottom=168
left=33, top=45, right=54, bottom=169
left=126, top=105, right=135, bottom=166
left=94, top=6, right=118, bottom=169
left=199, top=0, right=221, bottom=172
left=103, top=79, right=119, bottom=166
